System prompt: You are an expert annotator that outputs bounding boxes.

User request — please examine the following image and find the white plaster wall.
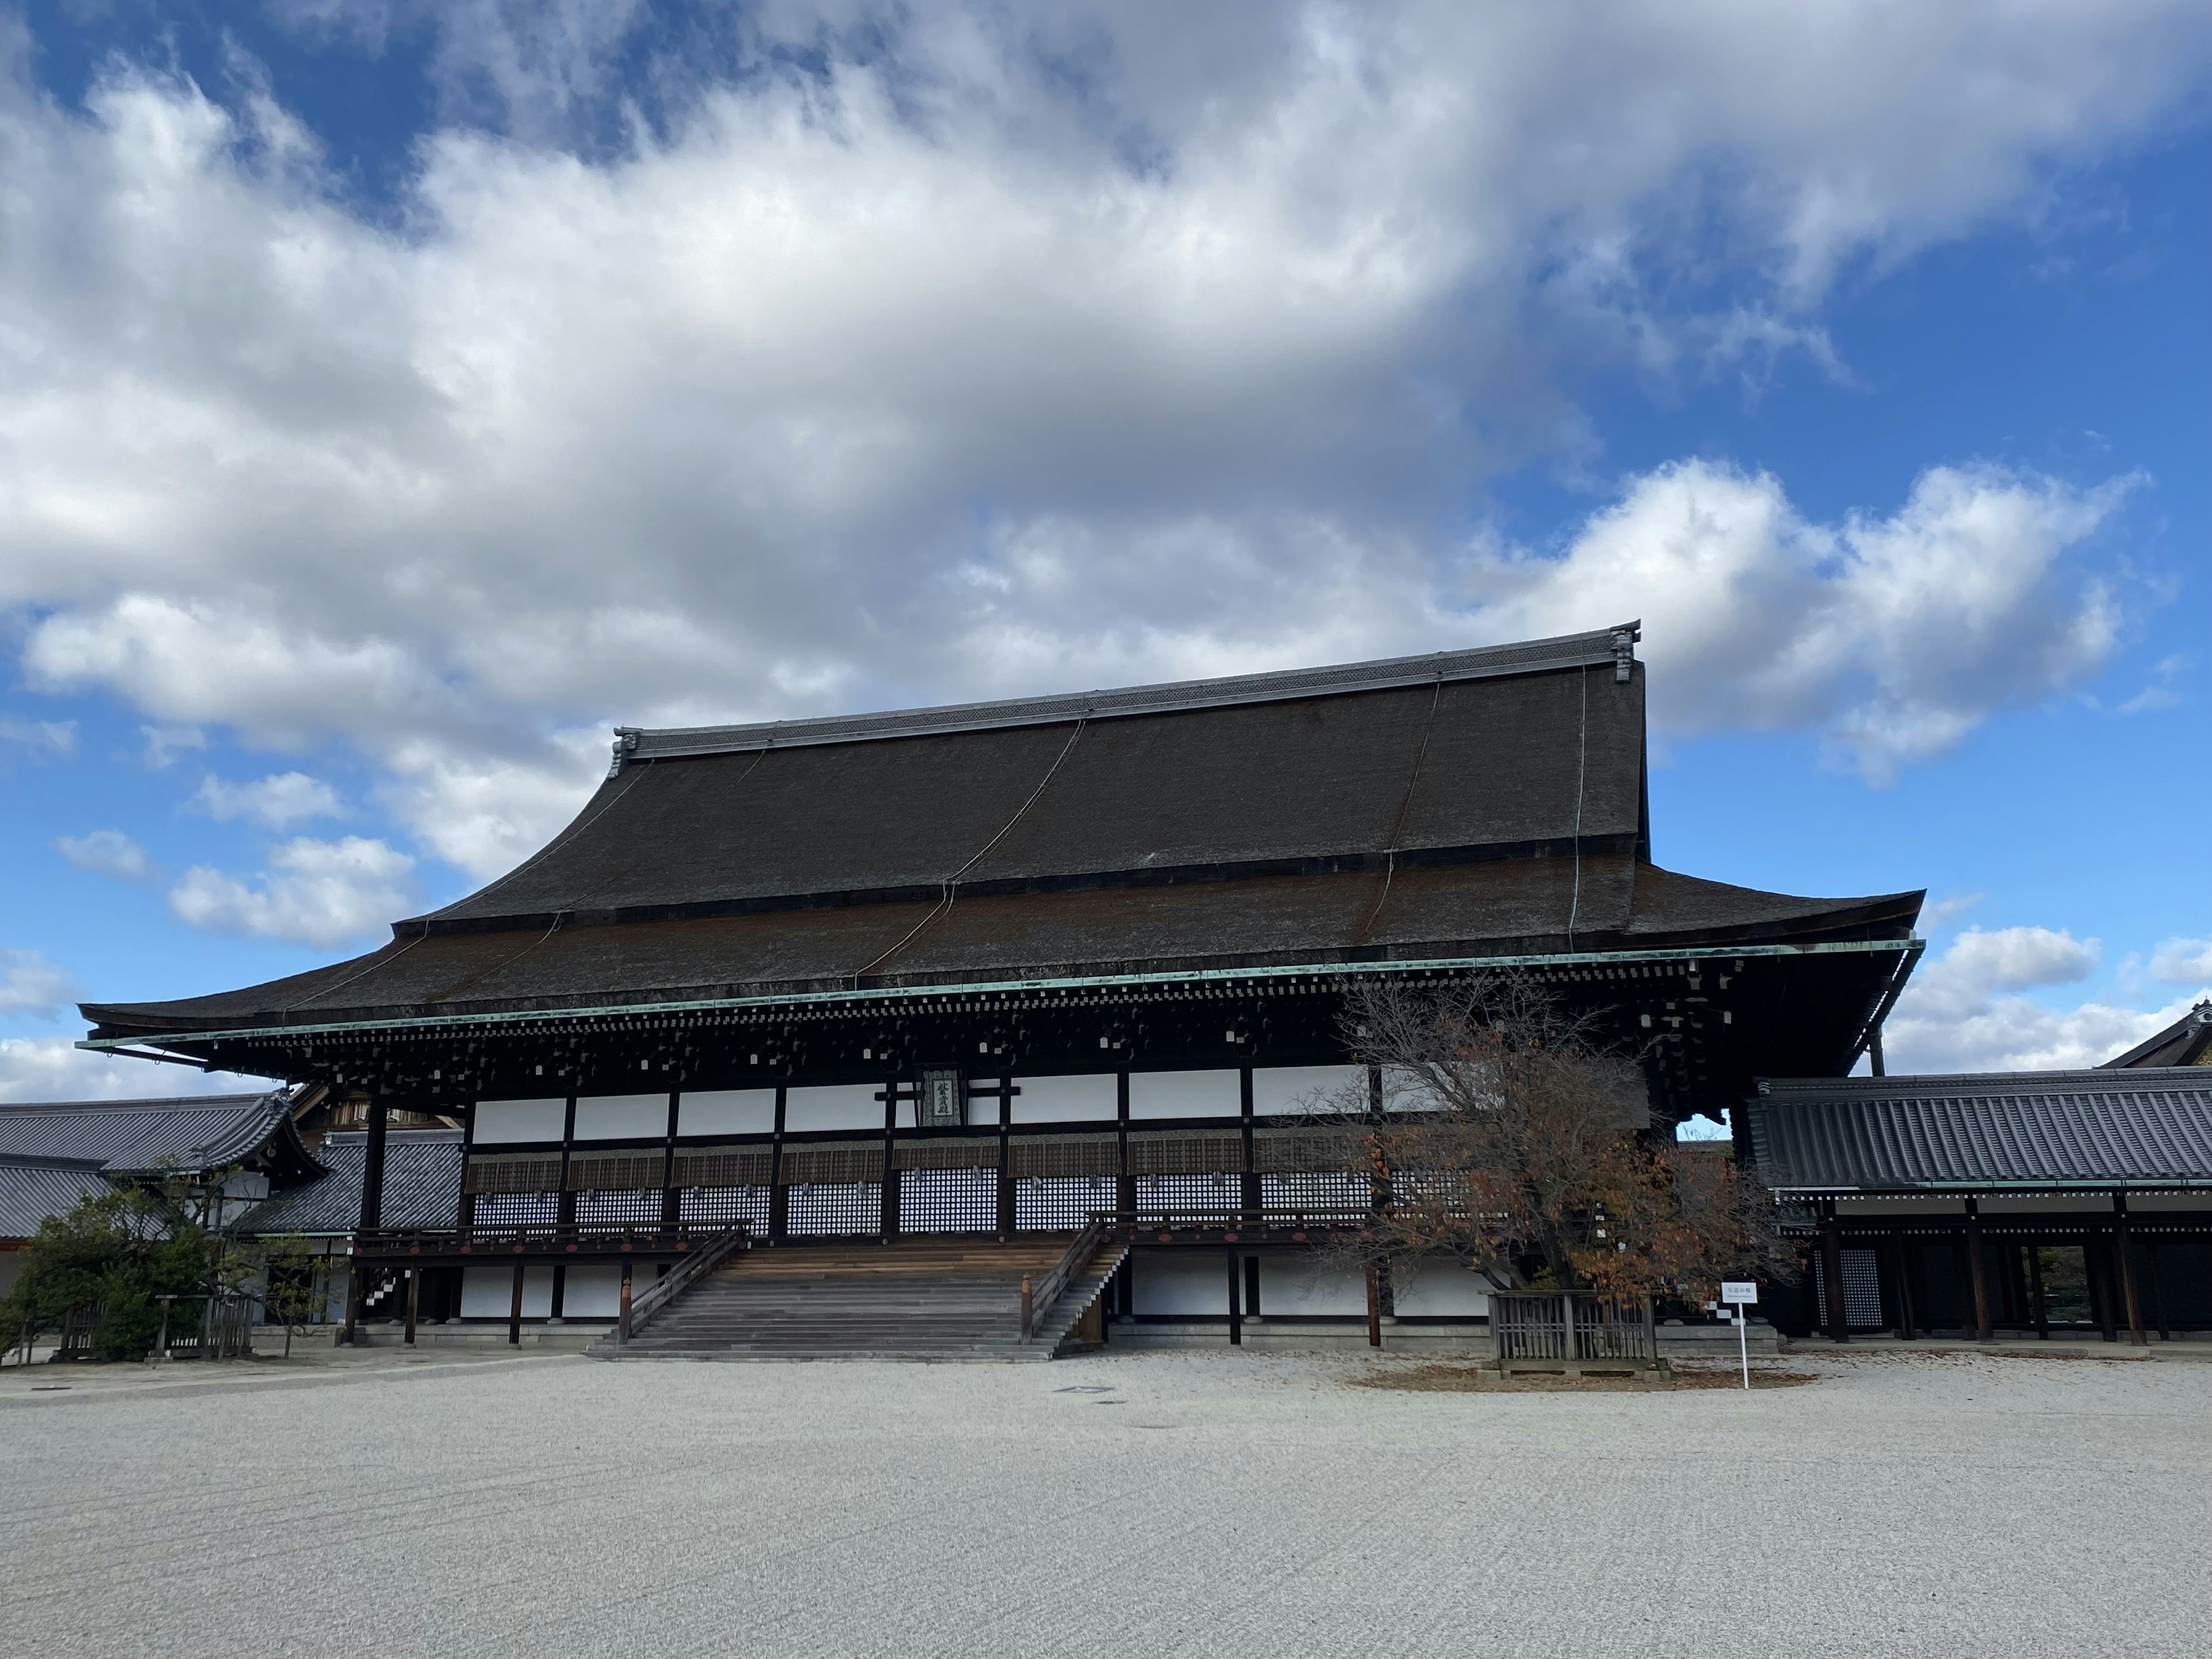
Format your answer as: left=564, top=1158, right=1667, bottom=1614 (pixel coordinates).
left=1128, top=1069, right=1240, bottom=1120
left=1378, top=1067, right=1442, bottom=1111
left=474, top=1099, right=566, bottom=1142
left=1252, top=1065, right=1363, bottom=1117
left=1979, top=1195, right=2127, bottom=1215
left=967, top=1092, right=1003, bottom=1127
left=574, top=1093, right=668, bottom=1140
left=783, top=1084, right=884, bottom=1131
left=1393, top=1262, right=1493, bottom=1317
left=1257, top=1257, right=1369, bottom=1315
left=461, top=1264, right=555, bottom=1317
left=1132, top=1252, right=1229, bottom=1315
left=559, top=1264, right=623, bottom=1317
left=679, top=1089, right=778, bottom=1136
left=1010, top=1074, right=1117, bottom=1124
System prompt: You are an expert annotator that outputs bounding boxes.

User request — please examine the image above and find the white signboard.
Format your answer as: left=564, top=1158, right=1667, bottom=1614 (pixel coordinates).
left=1721, top=1281, right=1758, bottom=1306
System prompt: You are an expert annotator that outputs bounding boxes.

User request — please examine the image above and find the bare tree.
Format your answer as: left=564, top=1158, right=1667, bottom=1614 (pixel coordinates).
left=1313, top=976, right=1789, bottom=1301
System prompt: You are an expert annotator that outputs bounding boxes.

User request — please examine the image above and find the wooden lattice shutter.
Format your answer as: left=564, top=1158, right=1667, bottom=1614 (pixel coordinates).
left=1252, top=1128, right=1365, bottom=1173
left=565, top=1151, right=667, bottom=1192
left=672, top=1145, right=775, bottom=1188
left=778, top=1141, right=885, bottom=1185
left=1127, top=1131, right=1247, bottom=1176
left=463, top=1153, right=563, bottom=1195
left=1006, top=1133, right=1120, bottom=1179
left=892, top=1138, right=1001, bottom=1172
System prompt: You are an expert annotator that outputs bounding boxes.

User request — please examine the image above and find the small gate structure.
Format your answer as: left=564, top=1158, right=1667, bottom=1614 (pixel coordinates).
left=1490, top=1292, right=1664, bottom=1376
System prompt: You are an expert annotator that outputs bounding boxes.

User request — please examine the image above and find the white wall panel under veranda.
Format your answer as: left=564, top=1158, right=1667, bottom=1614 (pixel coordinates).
left=1256, top=1257, right=1370, bottom=1316
left=678, top=1089, right=778, bottom=1136
left=1131, top=1252, right=1229, bottom=1316
left=1009, top=1074, right=1118, bottom=1124
left=1251, top=1066, right=1363, bottom=1116
left=556, top=1264, right=622, bottom=1318
left=461, top=1264, right=554, bottom=1318
left=783, top=1084, right=884, bottom=1132
left=1128, top=1069, right=1240, bottom=1120
left=1392, top=1262, right=1493, bottom=1317
left=472, top=1099, right=566, bottom=1143
left=573, top=1094, right=668, bottom=1140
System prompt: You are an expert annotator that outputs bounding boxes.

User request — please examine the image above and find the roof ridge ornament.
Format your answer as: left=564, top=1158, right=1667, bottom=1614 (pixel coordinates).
left=1611, top=621, right=1642, bottom=685
left=609, top=726, right=642, bottom=777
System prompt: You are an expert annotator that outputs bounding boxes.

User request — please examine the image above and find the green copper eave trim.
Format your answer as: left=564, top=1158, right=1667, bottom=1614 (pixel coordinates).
left=1774, top=1180, right=2212, bottom=1194
left=80, top=935, right=1917, bottom=1052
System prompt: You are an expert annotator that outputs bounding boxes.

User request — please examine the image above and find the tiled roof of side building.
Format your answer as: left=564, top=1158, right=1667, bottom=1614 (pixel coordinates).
left=0, top=1162, right=109, bottom=1240
left=0, top=1092, right=313, bottom=1176
left=1742, top=1069, right=2212, bottom=1192
left=235, top=1130, right=463, bottom=1236
left=2100, top=1001, right=2212, bottom=1069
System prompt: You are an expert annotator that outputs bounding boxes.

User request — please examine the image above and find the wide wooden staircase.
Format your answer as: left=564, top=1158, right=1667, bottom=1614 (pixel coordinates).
left=590, top=1232, right=1127, bottom=1362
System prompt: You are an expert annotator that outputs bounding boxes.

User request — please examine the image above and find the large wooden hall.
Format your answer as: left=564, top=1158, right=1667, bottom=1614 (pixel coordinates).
left=81, top=624, right=1926, bottom=1355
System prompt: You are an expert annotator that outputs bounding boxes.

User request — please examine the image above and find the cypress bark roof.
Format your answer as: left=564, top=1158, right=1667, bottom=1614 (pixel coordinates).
left=2100, top=1002, right=2212, bottom=1069
left=1743, top=1070, right=2212, bottom=1191
left=81, top=625, right=1921, bottom=1039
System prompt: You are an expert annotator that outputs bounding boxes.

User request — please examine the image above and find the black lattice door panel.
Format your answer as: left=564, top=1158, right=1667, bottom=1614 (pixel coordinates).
left=1014, top=1176, right=1118, bottom=1230
left=1258, top=1171, right=1369, bottom=1219
left=897, top=1168, right=998, bottom=1233
left=680, top=1185, right=773, bottom=1231
left=1814, top=1248, right=1887, bottom=1328
left=573, top=1188, right=664, bottom=1228
left=785, top=1183, right=884, bottom=1236
left=1132, top=1173, right=1242, bottom=1214
left=471, top=1192, right=559, bottom=1227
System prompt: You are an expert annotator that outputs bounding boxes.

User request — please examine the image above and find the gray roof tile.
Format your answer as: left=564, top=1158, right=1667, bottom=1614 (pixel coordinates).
left=235, top=1130, right=462, bottom=1236
left=1744, top=1069, right=2212, bottom=1191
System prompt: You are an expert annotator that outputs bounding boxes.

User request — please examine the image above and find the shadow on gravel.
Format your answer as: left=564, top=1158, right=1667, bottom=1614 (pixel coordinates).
left=1347, top=1363, right=1819, bottom=1392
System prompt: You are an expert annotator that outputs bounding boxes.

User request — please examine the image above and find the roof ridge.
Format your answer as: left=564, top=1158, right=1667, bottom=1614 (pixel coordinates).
left=615, top=623, right=1641, bottom=767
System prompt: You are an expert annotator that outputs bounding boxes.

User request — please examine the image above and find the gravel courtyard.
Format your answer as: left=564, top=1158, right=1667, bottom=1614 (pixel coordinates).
left=3, top=1347, right=2206, bottom=1659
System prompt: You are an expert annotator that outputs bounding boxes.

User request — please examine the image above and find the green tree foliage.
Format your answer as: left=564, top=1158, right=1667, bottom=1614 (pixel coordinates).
left=257, top=1234, right=324, bottom=1357
left=1, top=1176, right=214, bottom=1361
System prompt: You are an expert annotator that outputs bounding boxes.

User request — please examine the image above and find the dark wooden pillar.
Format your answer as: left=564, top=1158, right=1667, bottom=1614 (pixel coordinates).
left=2027, top=1236, right=2048, bottom=1339
left=1244, top=1256, right=1262, bottom=1318
left=659, top=1089, right=681, bottom=1232
left=1115, top=1071, right=1134, bottom=1218
left=1820, top=1203, right=1849, bottom=1342
left=619, top=1258, right=634, bottom=1339
left=508, top=1261, right=525, bottom=1346
left=340, top=1251, right=363, bottom=1346
left=457, top=1100, right=479, bottom=1234
left=404, top=1269, right=419, bottom=1346
left=1226, top=1249, right=1242, bottom=1346
left=1868, top=1026, right=1886, bottom=1076
left=1365, top=1259, right=1382, bottom=1348
left=1963, top=1198, right=1991, bottom=1342
left=880, top=1075, right=900, bottom=1243
left=1238, top=1067, right=1259, bottom=1219
left=2147, top=1238, right=2169, bottom=1340
left=768, top=1086, right=789, bottom=1244
left=548, top=1265, right=567, bottom=1323
left=995, top=1077, right=1015, bottom=1240
left=555, top=1095, right=578, bottom=1229
left=1888, top=1230, right=1915, bottom=1339
left=2113, top=1193, right=2145, bottom=1346
left=359, top=1096, right=389, bottom=1234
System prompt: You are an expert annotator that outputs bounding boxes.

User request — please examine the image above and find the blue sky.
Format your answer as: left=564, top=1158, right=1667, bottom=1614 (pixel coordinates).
left=1, top=1, right=2207, bottom=1100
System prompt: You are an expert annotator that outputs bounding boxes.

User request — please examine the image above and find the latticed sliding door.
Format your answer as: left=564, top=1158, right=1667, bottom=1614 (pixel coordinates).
left=1007, top=1132, right=1119, bottom=1230
left=1253, top=1128, right=1367, bottom=1220
left=673, top=1143, right=773, bottom=1233
left=566, top=1150, right=667, bottom=1228
left=1128, top=1131, right=1246, bottom=1217
left=464, top=1153, right=562, bottom=1229
left=780, top=1140, right=885, bottom=1236
left=894, top=1138, right=1001, bottom=1232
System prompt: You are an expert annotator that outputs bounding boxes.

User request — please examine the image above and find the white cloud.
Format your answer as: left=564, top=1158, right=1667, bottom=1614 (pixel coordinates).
left=1884, top=926, right=2208, bottom=1073
left=0, top=1033, right=251, bottom=1104
left=2150, top=938, right=2212, bottom=985
left=0, top=949, right=80, bottom=1015
left=169, top=836, right=420, bottom=946
left=1471, top=461, right=2128, bottom=780
left=141, top=724, right=208, bottom=769
left=192, top=770, right=344, bottom=828
left=54, top=828, right=151, bottom=881
left=0, top=5, right=2203, bottom=879
left=0, top=717, right=77, bottom=756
